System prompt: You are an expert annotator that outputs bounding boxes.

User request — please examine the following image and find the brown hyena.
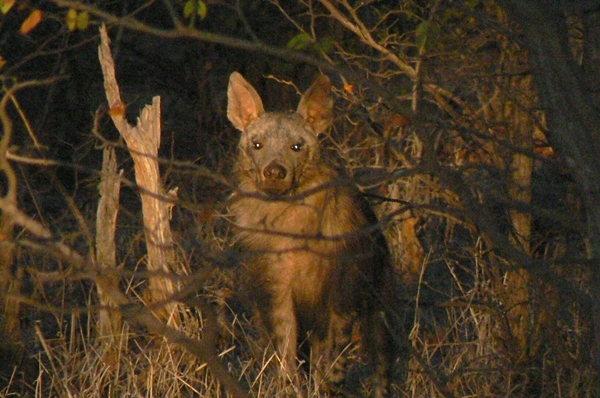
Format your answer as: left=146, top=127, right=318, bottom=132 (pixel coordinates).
left=227, top=72, right=398, bottom=397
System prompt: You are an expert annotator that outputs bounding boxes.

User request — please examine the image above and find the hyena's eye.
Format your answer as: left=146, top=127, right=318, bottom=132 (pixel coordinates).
left=252, top=142, right=263, bottom=150
left=290, top=143, right=303, bottom=152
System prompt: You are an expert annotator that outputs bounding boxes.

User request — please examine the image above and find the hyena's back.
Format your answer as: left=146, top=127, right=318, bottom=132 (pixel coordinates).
left=228, top=72, right=397, bottom=397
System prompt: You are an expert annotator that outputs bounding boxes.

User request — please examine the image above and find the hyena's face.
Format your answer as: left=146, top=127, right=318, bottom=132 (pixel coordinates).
left=227, top=72, right=334, bottom=195
left=239, top=113, right=319, bottom=195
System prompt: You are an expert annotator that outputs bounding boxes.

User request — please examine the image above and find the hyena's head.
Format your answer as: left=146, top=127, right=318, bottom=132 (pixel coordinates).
left=227, top=72, right=333, bottom=195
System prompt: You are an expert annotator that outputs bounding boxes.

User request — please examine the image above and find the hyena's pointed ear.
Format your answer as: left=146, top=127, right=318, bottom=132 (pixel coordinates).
left=297, top=75, right=334, bottom=134
left=227, top=72, right=265, bottom=132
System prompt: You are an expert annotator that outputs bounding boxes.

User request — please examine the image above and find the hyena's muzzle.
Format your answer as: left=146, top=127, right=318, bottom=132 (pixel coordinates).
left=261, top=160, right=289, bottom=194
left=256, top=157, right=297, bottom=195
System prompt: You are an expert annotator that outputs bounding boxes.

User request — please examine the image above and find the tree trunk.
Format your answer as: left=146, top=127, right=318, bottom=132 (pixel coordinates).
left=499, top=0, right=600, bottom=383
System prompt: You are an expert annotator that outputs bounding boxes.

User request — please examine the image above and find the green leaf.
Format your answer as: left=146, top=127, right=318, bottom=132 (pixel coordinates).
left=442, top=8, right=463, bottom=23
left=183, top=0, right=194, bottom=18
left=415, top=20, right=440, bottom=52
left=317, top=38, right=335, bottom=54
left=466, top=0, right=479, bottom=10
left=415, top=21, right=429, bottom=50
left=0, top=0, right=15, bottom=15
left=197, top=1, right=207, bottom=20
left=184, top=0, right=207, bottom=20
left=77, top=11, right=89, bottom=30
left=66, top=8, right=77, bottom=31
left=286, top=32, right=312, bottom=50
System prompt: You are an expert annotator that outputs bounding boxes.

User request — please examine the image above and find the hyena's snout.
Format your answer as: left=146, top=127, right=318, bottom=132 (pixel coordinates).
left=263, top=161, right=287, bottom=180
left=260, top=160, right=293, bottom=195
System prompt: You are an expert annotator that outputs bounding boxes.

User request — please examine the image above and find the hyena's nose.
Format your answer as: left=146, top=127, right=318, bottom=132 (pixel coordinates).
left=263, top=162, right=287, bottom=180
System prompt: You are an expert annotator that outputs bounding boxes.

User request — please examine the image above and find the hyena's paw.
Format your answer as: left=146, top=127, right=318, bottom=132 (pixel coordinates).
left=319, top=381, right=353, bottom=398
left=275, top=376, right=302, bottom=398
left=369, top=373, right=392, bottom=398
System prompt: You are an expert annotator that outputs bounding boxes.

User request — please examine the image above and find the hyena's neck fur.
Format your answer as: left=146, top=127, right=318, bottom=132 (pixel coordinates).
left=232, top=161, right=366, bottom=252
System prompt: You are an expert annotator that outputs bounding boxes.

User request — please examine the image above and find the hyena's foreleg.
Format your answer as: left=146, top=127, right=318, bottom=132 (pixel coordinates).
left=311, top=312, right=354, bottom=393
left=268, top=288, right=298, bottom=380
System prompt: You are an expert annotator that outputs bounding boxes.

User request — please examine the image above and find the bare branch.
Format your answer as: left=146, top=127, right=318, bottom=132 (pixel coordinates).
left=319, top=0, right=416, bottom=80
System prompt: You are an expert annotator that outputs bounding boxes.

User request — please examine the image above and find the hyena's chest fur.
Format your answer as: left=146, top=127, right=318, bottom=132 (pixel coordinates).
left=232, top=173, right=368, bottom=331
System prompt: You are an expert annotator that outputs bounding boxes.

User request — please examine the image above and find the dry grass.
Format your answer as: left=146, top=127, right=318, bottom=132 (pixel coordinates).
left=1, top=244, right=595, bottom=398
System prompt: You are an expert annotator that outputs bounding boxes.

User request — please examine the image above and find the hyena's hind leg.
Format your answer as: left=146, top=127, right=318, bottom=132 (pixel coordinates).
left=364, top=308, right=397, bottom=398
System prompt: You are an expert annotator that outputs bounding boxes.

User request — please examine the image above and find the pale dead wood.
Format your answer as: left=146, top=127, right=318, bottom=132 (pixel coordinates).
left=98, top=24, right=180, bottom=324
left=0, top=80, right=21, bottom=344
left=95, top=146, right=124, bottom=341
